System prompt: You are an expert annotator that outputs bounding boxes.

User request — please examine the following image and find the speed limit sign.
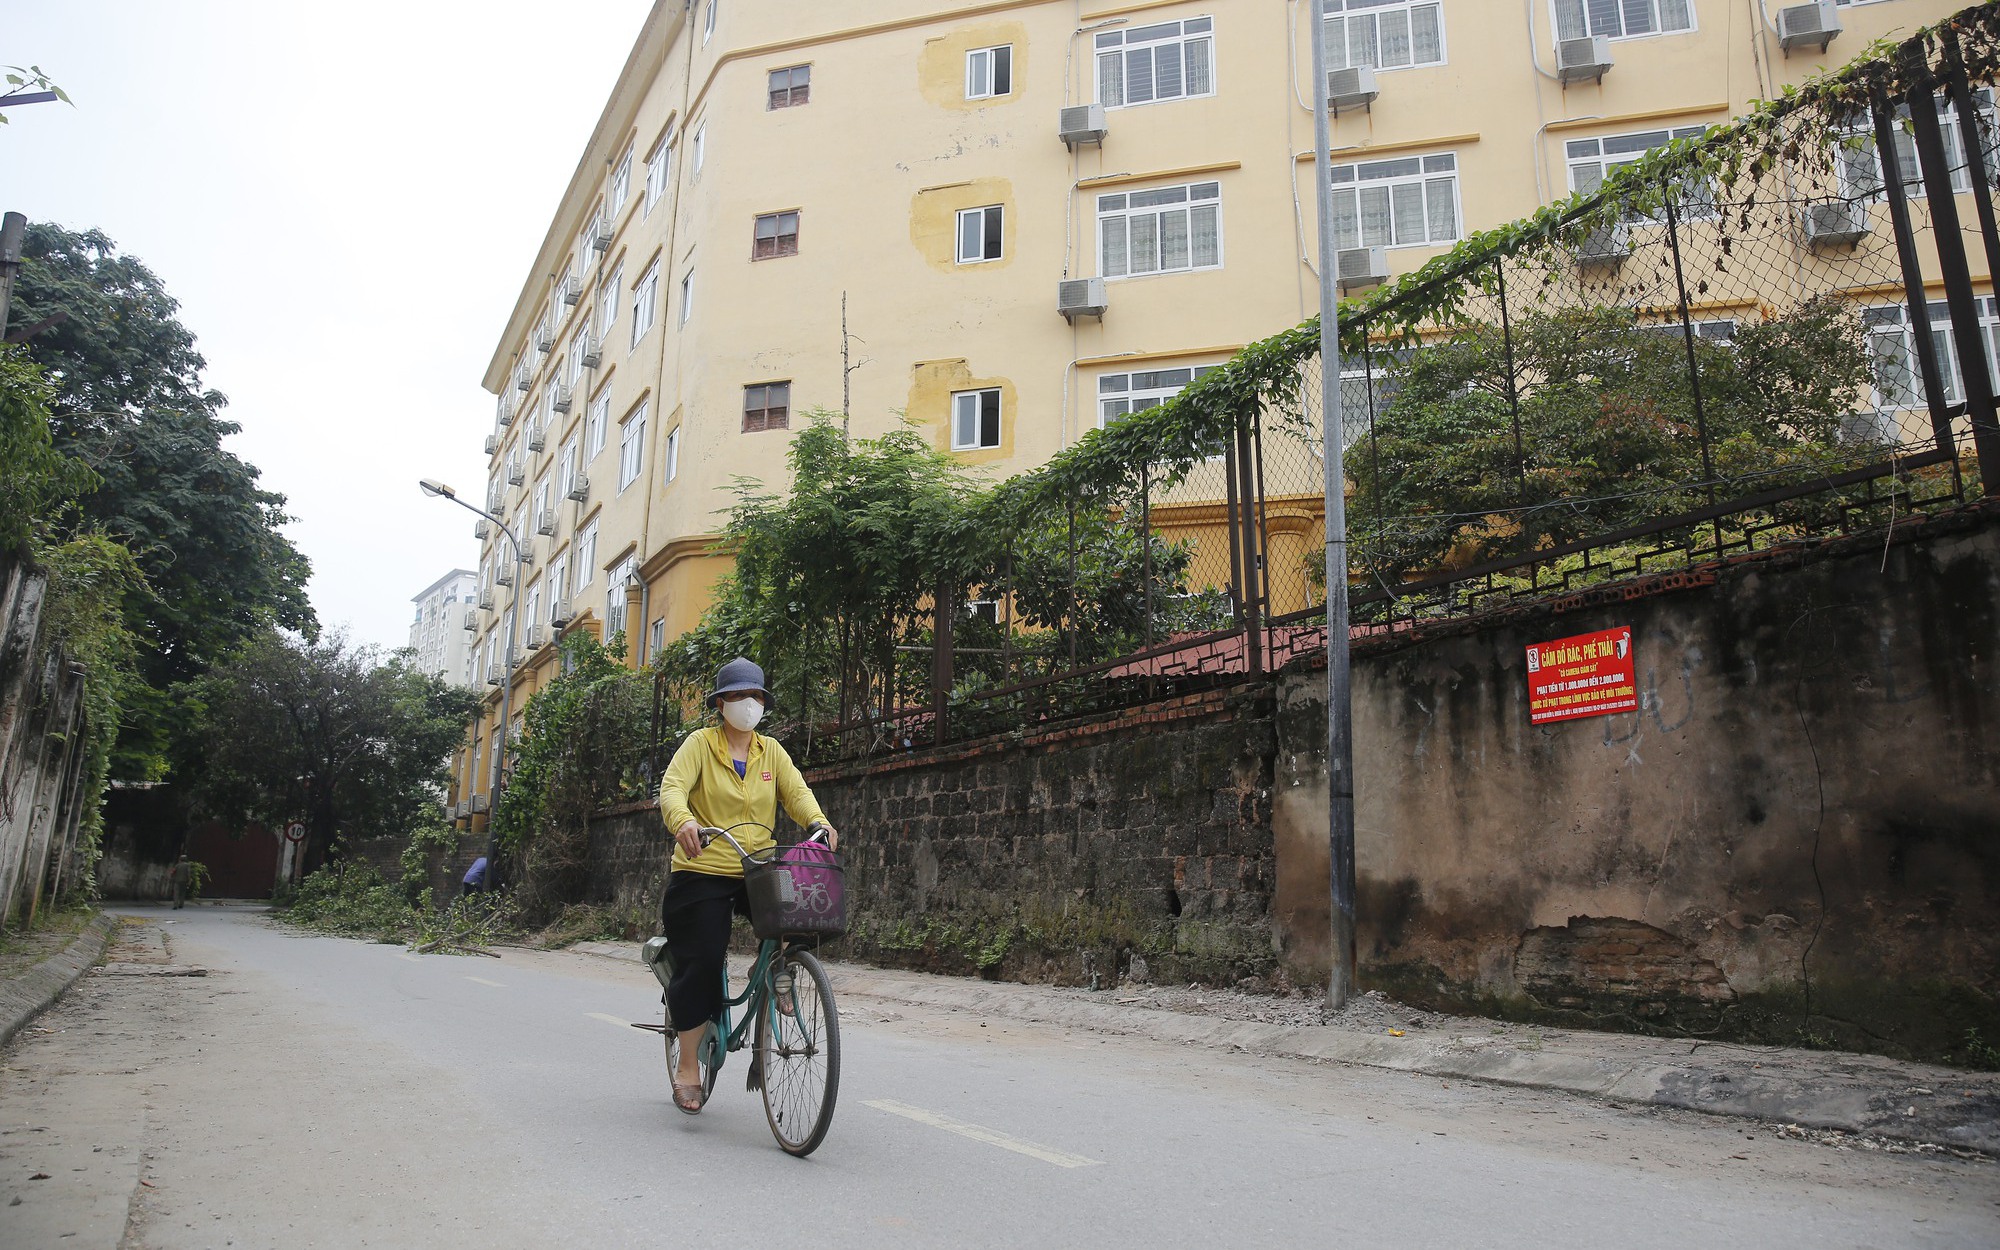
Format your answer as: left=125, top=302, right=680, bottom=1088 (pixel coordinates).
left=284, top=821, right=307, bottom=844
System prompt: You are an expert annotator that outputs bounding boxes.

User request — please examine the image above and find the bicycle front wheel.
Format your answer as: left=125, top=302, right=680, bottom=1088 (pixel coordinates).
left=756, top=948, right=840, bottom=1156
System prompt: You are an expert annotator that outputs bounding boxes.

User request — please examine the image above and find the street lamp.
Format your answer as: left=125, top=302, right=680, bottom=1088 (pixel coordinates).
left=420, top=477, right=527, bottom=887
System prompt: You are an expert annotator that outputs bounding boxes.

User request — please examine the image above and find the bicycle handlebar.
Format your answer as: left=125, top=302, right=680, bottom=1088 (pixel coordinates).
left=696, top=822, right=832, bottom=860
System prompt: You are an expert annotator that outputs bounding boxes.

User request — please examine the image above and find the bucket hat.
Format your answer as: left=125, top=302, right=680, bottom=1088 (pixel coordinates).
left=708, top=656, right=775, bottom=708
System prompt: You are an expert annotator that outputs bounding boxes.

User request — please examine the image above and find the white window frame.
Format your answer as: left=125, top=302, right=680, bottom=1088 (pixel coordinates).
left=1566, top=125, right=1714, bottom=221
left=1330, top=151, right=1461, bottom=252
left=1098, top=365, right=1220, bottom=428
left=679, top=269, right=695, bottom=326
left=547, top=553, right=568, bottom=619
left=665, top=425, right=680, bottom=482
left=609, top=147, right=633, bottom=214
left=534, top=475, right=552, bottom=531
left=692, top=123, right=706, bottom=177
left=1095, top=17, right=1215, bottom=109
left=599, top=263, right=622, bottom=333
left=950, top=388, right=1003, bottom=451
left=703, top=0, right=717, bottom=44
left=1553, top=0, right=1695, bottom=42
left=619, top=401, right=648, bottom=492
left=1321, top=1, right=1445, bottom=73
left=586, top=393, right=610, bottom=459
left=575, top=520, right=598, bottom=589
left=1836, top=90, right=1997, bottom=202
left=631, top=261, right=660, bottom=349
left=965, top=45, right=1013, bottom=100
left=649, top=617, right=666, bottom=660
left=644, top=130, right=675, bottom=216
left=558, top=436, right=578, bottom=499
left=569, top=328, right=589, bottom=384
left=1097, top=181, right=1223, bottom=279
left=1863, top=297, right=2000, bottom=417
left=607, top=554, right=638, bottom=627
left=956, top=205, right=1004, bottom=264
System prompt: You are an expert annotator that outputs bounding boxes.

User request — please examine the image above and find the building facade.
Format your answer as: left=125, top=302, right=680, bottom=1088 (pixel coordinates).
left=450, top=0, right=1966, bottom=818
left=407, top=569, right=479, bottom=688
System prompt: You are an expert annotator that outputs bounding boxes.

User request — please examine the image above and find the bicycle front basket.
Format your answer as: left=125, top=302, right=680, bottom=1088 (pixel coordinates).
left=744, top=843, right=846, bottom=941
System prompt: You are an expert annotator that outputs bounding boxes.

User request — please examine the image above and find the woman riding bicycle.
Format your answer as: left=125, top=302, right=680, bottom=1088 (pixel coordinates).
left=658, top=657, right=838, bottom=1115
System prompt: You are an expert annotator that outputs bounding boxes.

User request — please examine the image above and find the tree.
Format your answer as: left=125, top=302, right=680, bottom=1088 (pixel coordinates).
left=0, top=346, right=95, bottom=554
left=11, top=223, right=314, bottom=778
left=190, top=631, right=479, bottom=875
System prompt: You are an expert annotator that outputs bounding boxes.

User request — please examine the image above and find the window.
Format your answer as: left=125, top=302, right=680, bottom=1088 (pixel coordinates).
left=644, top=131, right=675, bottom=215
left=558, top=436, right=577, bottom=498
left=619, top=401, right=648, bottom=491
left=525, top=581, right=541, bottom=636
left=586, top=393, right=610, bottom=458
left=649, top=617, right=666, bottom=660
left=1099, top=366, right=1219, bottom=427
left=1323, top=1, right=1444, bottom=72
left=1837, top=90, right=1997, bottom=201
left=575, top=520, right=598, bottom=588
left=665, top=426, right=680, bottom=481
left=631, top=261, right=659, bottom=348
left=753, top=211, right=800, bottom=259
left=1096, top=18, right=1214, bottom=108
left=1330, top=152, right=1460, bottom=251
left=768, top=65, right=809, bottom=109
left=607, top=554, right=638, bottom=626
left=956, top=205, right=1004, bottom=263
left=966, top=45, right=1012, bottom=99
left=679, top=270, right=695, bottom=326
left=534, top=476, right=552, bottom=531
left=599, top=264, right=622, bottom=333
left=703, top=0, right=716, bottom=43
left=1567, top=126, right=1714, bottom=219
left=951, top=388, right=1002, bottom=450
left=609, top=148, right=632, bottom=214
left=570, top=329, right=589, bottom=383
left=692, top=123, right=706, bottom=176
left=743, top=382, right=790, bottom=432
left=1553, top=0, right=1694, bottom=41
left=1864, top=298, right=2000, bottom=417
left=1098, top=181, right=1222, bottom=278
left=547, top=554, right=568, bottom=618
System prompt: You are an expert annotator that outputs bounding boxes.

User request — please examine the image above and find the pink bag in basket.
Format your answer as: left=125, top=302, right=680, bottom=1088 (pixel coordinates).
left=745, top=840, right=846, bottom=940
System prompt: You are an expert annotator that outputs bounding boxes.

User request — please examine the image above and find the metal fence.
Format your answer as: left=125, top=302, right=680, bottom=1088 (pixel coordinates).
left=696, top=7, right=2000, bottom=770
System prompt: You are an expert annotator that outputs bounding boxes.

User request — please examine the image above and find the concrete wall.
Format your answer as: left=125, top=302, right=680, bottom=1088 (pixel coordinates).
left=1273, top=505, right=2000, bottom=1058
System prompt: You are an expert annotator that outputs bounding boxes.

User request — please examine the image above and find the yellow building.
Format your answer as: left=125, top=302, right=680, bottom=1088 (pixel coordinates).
left=450, top=0, right=1963, bottom=814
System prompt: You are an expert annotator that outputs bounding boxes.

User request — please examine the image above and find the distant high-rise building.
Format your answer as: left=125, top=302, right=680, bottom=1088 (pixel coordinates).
left=408, top=569, right=480, bottom=687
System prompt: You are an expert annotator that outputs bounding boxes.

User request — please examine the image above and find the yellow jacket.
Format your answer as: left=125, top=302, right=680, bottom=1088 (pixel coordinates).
left=658, top=726, right=828, bottom=877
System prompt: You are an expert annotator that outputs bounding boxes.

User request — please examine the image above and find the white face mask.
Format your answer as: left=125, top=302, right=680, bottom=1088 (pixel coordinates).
left=720, top=697, right=764, bottom=732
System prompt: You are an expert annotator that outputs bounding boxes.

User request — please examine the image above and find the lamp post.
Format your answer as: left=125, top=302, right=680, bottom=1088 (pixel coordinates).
left=420, top=478, right=526, bottom=886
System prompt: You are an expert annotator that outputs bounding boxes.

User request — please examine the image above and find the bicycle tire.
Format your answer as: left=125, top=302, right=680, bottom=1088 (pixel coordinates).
left=664, top=1004, right=718, bottom=1107
left=755, top=948, right=840, bottom=1156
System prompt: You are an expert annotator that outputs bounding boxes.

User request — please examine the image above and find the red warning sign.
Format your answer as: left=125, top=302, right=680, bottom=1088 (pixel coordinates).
left=1527, top=626, right=1636, bottom=724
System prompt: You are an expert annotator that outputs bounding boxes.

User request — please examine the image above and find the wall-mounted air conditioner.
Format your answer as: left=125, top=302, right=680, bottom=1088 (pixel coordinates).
left=1334, top=247, right=1390, bottom=293
left=535, top=510, right=556, bottom=536
left=1575, top=223, right=1632, bottom=266
left=1057, top=277, right=1108, bottom=321
left=580, top=337, right=603, bottom=369
left=552, top=383, right=573, bottom=414
left=478, top=589, right=495, bottom=610
left=534, top=326, right=554, bottom=354
left=559, top=272, right=583, bottom=306
left=566, top=473, right=590, bottom=503
left=590, top=215, right=614, bottom=252
left=1059, top=103, right=1107, bottom=148
left=495, top=566, right=514, bottom=587
left=550, top=599, right=573, bottom=628
left=506, top=463, right=525, bottom=485
left=515, top=363, right=532, bottom=392
left=482, top=434, right=498, bottom=456
left=484, top=668, right=501, bottom=687
left=1777, top=2, right=1841, bottom=54
left=470, top=794, right=490, bottom=813
left=1802, top=199, right=1869, bottom=248
left=454, top=800, right=470, bottom=820
left=473, top=519, right=489, bottom=540
left=1557, top=36, right=1613, bottom=85
left=527, top=430, right=546, bottom=453
left=461, top=609, right=478, bottom=631
left=526, top=624, right=546, bottom=649
left=1327, top=66, right=1378, bottom=115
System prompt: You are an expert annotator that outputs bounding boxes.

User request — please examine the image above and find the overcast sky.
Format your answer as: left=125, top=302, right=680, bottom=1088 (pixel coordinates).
left=5, top=0, right=655, bottom=650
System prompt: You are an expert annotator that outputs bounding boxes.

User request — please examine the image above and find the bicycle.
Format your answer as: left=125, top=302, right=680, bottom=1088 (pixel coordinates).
left=635, top=823, right=843, bottom=1157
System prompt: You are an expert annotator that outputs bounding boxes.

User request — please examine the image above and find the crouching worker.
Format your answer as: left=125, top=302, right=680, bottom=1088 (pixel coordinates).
left=658, top=657, right=838, bottom=1115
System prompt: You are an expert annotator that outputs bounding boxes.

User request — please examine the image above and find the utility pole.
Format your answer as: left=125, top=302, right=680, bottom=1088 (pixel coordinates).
left=840, top=291, right=869, bottom=441
left=1310, top=0, right=1358, bottom=1009
left=0, top=211, right=26, bottom=336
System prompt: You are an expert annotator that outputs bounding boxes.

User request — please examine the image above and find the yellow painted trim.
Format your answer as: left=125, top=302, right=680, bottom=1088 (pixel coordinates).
left=1544, top=104, right=1729, bottom=134
left=1075, top=344, right=1242, bottom=367
left=1297, top=134, right=1481, bottom=163
left=918, top=180, right=974, bottom=194
left=1079, top=161, right=1242, bottom=190
left=638, top=533, right=732, bottom=582
left=1082, top=0, right=1208, bottom=20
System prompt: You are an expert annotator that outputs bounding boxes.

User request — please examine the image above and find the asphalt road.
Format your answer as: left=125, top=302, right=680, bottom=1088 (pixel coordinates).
left=3, top=905, right=1994, bottom=1249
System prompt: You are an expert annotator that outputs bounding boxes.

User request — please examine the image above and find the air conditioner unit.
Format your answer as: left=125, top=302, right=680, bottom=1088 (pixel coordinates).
left=461, top=609, right=478, bottom=631
left=1327, top=65, right=1379, bottom=114
left=1334, top=247, right=1390, bottom=293
left=535, top=510, right=556, bottom=537
left=534, top=325, right=554, bottom=354
left=470, top=794, right=490, bottom=813
left=1059, top=103, right=1107, bottom=148
left=579, top=337, right=603, bottom=369
left=552, top=383, right=573, bottom=414
left=495, top=394, right=514, bottom=426
left=495, top=566, right=514, bottom=587
left=1575, top=223, right=1631, bottom=265
left=590, top=215, right=614, bottom=252
left=515, top=362, right=532, bottom=392
left=482, top=434, right=498, bottom=456
left=1802, top=198, right=1869, bottom=247
left=1777, top=2, right=1841, bottom=54
left=527, top=429, right=546, bottom=453
left=566, top=473, right=590, bottom=503
left=473, top=519, right=489, bottom=540
left=1057, top=277, right=1108, bottom=321
left=526, top=623, right=546, bottom=649
left=506, top=464, right=525, bottom=485
left=485, top=668, right=502, bottom=687
left=550, top=600, right=573, bottom=628
left=1556, top=36, right=1613, bottom=85
left=559, top=272, right=583, bottom=306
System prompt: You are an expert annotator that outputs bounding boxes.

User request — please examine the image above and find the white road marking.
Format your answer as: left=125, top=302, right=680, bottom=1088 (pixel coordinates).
left=465, top=976, right=505, bottom=988
left=391, top=950, right=421, bottom=962
left=864, top=1099, right=1103, bottom=1168
left=586, top=1012, right=635, bottom=1029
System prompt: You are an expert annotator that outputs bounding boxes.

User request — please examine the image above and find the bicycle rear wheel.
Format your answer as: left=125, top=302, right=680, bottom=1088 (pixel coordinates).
left=755, top=948, right=840, bottom=1156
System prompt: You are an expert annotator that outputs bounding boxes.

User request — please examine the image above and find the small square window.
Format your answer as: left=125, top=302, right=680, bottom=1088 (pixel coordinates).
left=753, top=210, right=800, bottom=259
left=951, top=388, right=1002, bottom=450
left=956, top=205, right=1004, bottom=264
left=744, top=381, right=791, bottom=433
left=966, top=46, right=1012, bottom=99
left=768, top=65, right=810, bottom=109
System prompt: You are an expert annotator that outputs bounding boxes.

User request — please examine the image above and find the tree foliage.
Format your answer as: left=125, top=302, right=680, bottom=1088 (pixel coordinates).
left=12, top=222, right=315, bottom=778
left=0, top=347, right=96, bottom=554
left=190, top=631, right=478, bottom=875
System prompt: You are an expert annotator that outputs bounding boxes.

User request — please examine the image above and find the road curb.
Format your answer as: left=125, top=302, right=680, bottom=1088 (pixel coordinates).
left=0, top=911, right=118, bottom=1050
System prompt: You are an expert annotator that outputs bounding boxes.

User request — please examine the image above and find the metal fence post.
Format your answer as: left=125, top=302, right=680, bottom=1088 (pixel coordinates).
left=931, top=573, right=954, bottom=747
left=1236, top=410, right=1265, bottom=676
left=1940, top=28, right=2000, bottom=315
left=1662, top=194, right=1720, bottom=550
left=1496, top=259, right=1527, bottom=503
left=1871, top=87, right=1958, bottom=458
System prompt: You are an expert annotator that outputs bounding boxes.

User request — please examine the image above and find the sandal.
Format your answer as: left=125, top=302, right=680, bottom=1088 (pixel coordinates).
left=673, top=1082, right=705, bottom=1115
